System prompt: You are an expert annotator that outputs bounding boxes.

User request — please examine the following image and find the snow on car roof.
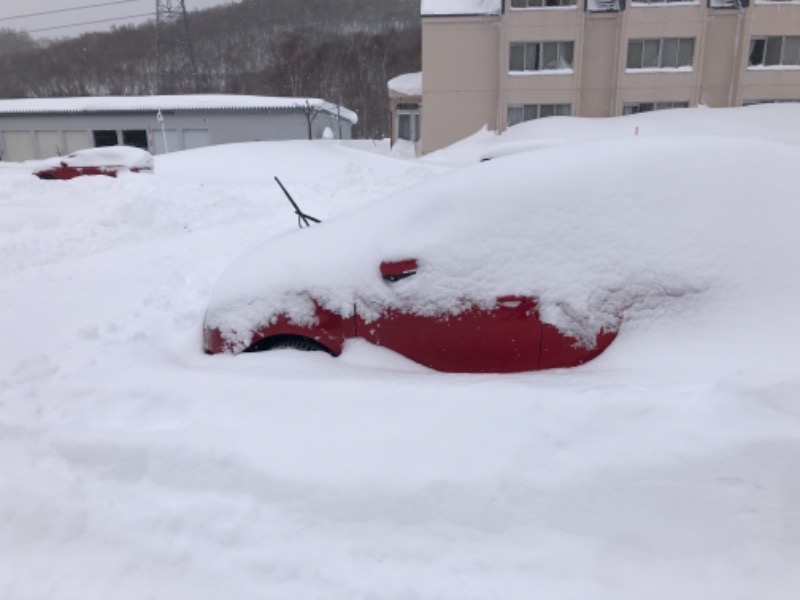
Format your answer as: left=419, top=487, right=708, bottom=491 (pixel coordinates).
left=206, top=134, right=800, bottom=357
left=0, top=94, right=359, bottom=124
left=35, top=146, right=154, bottom=169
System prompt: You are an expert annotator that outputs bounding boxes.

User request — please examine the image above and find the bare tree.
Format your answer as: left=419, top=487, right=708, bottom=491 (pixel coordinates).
left=0, top=29, right=38, bottom=56
left=0, top=0, right=421, bottom=139
left=296, top=100, right=325, bottom=140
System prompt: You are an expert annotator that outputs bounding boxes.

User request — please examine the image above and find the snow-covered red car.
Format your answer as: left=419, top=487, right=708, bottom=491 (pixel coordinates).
left=200, top=141, right=656, bottom=373
left=205, top=133, right=800, bottom=373
left=33, top=146, right=154, bottom=180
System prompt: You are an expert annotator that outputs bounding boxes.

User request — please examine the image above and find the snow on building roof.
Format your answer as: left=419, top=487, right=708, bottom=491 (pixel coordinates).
left=387, top=72, right=422, bottom=97
left=421, top=0, right=503, bottom=15
left=0, top=94, right=358, bottom=124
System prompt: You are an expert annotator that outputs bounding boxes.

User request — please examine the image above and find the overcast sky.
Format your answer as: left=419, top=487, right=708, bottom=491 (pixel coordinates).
left=2, top=0, right=239, bottom=40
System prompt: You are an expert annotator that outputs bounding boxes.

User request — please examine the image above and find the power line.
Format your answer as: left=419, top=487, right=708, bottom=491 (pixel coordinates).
left=0, top=0, right=145, bottom=23
left=27, top=12, right=154, bottom=34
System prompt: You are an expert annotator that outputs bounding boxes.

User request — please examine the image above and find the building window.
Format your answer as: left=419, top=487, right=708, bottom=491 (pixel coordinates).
left=586, top=0, right=625, bottom=11
left=749, top=36, right=800, bottom=68
left=122, top=130, right=148, bottom=150
left=397, top=103, right=420, bottom=142
left=633, top=0, right=697, bottom=4
left=93, top=130, right=118, bottom=147
left=508, top=103, right=571, bottom=125
left=510, top=41, right=575, bottom=72
left=511, top=0, right=577, bottom=8
left=708, top=0, right=749, bottom=8
left=743, top=99, right=800, bottom=105
left=627, top=38, right=695, bottom=69
left=622, top=101, right=689, bottom=115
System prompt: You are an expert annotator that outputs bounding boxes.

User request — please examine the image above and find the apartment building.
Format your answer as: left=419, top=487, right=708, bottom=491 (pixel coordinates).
left=402, top=0, right=800, bottom=153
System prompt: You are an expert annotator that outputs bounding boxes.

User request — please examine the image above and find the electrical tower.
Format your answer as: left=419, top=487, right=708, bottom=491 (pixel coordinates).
left=156, top=0, right=199, bottom=94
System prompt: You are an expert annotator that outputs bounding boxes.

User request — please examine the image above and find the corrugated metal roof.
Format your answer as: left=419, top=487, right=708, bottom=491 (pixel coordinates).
left=0, top=94, right=358, bottom=124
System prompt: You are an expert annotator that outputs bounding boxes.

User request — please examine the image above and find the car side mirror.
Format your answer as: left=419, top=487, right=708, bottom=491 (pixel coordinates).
left=380, top=259, right=418, bottom=283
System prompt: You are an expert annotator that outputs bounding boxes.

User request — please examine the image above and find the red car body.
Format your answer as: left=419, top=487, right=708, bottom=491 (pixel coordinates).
left=203, top=258, right=616, bottom=373
left=34, top=164, right=151, bottom=180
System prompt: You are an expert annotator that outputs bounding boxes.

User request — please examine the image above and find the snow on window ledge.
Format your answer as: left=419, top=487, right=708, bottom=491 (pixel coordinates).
left=509, top=69, right=575, bottom=76
left=587, top=0, right=624, bottom=10
left=630, top=1, right=700, bottom=6
left=509, top=5, right=578, bottom=10
left=747, top=65, right=800, bottom=71
left=625, top=66, right=694, bottom=73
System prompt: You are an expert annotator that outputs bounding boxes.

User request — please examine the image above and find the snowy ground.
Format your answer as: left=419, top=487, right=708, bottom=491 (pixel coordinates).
left=2, top=107, right=799, bottom=599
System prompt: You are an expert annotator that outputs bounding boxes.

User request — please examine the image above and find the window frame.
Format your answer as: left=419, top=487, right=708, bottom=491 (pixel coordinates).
left=510, top=0, right=577, bottom=8
left=708, top=0, right=749, bottom=9
left=121, top=129, right=149, bottom=150
left=507, top=103, right=572, bottom=126
left=396, top=103, right=421, bottom=143
left=92, top=130, right=118, bottom=148
left=586, top=0, right=626, bottom=12
left=632, top=0, right=699, bottom=5
left=509, top=41, right=575, bottom=72
left=748, top=36, right=800, bottom=68
left=622, top=101, right=690, bottom=115
left=742, top=99, right=800, bottom=105
left=626, top=37, right=695, bottom=70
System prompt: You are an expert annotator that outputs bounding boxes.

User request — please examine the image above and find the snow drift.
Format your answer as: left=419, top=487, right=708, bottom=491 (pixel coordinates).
left=2, top=107, right=799, bottom=599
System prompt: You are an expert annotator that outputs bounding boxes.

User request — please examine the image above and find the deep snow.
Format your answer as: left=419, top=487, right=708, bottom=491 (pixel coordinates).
left=1, top=106, right=799, bottom=599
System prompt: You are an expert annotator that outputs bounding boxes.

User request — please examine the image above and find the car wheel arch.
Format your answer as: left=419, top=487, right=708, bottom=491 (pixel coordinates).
left=243, top=333, right=337, bottom=356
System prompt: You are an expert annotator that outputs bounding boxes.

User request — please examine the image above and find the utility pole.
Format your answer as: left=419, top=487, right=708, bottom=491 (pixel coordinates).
left=156, top=0, right=199, bottom=94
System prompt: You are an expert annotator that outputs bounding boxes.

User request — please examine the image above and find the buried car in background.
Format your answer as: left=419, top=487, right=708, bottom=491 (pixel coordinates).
left=33, top=146, right=154, bottom=180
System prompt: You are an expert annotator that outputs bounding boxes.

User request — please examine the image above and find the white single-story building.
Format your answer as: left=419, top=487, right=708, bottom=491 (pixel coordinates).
left=0, top=94, right=358, bottom=161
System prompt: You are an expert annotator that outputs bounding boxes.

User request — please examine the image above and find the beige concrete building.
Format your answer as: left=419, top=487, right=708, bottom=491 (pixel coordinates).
left=397, top=0, right=800, bottom=153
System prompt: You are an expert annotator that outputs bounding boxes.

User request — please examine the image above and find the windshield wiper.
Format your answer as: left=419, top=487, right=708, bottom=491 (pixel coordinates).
left=274, top=176, right=320, bottom=229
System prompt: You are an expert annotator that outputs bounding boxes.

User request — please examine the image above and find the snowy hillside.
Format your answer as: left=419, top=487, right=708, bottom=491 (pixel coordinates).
left=1, top=106, right=799, bottom=599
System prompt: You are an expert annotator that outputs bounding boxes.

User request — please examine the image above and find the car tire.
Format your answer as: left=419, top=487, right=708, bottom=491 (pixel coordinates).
left=245, top=334, right=333, bottom=355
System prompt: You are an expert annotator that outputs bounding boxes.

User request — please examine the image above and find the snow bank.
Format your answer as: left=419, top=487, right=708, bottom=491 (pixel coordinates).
left=435, top=103, right=800, bottom=166
left=2, top=107, right=800, bottom=599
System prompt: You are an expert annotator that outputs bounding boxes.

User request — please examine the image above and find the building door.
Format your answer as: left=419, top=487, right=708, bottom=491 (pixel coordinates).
left=183, top=129, right=211, bottom=150
left=122, top=129, right=148, bottom=150
left=396, top=103, right=421, bottom=142
left=93, top=130, right=119, bottom=147
left=152, top=129, right=179, bottom=154
left=2, top=131, right=35, bottom=161
left=65, top=131, right=91, bottom=153
left=35, top=131, right=61, bottom=158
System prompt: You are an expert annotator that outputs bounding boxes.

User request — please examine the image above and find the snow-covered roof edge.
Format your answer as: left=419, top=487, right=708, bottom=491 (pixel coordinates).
left=0, top=95, right=358, bottom=125
left=421, top=0, right=503, bottom=16
left=388, top=72, right=422, bottom=97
